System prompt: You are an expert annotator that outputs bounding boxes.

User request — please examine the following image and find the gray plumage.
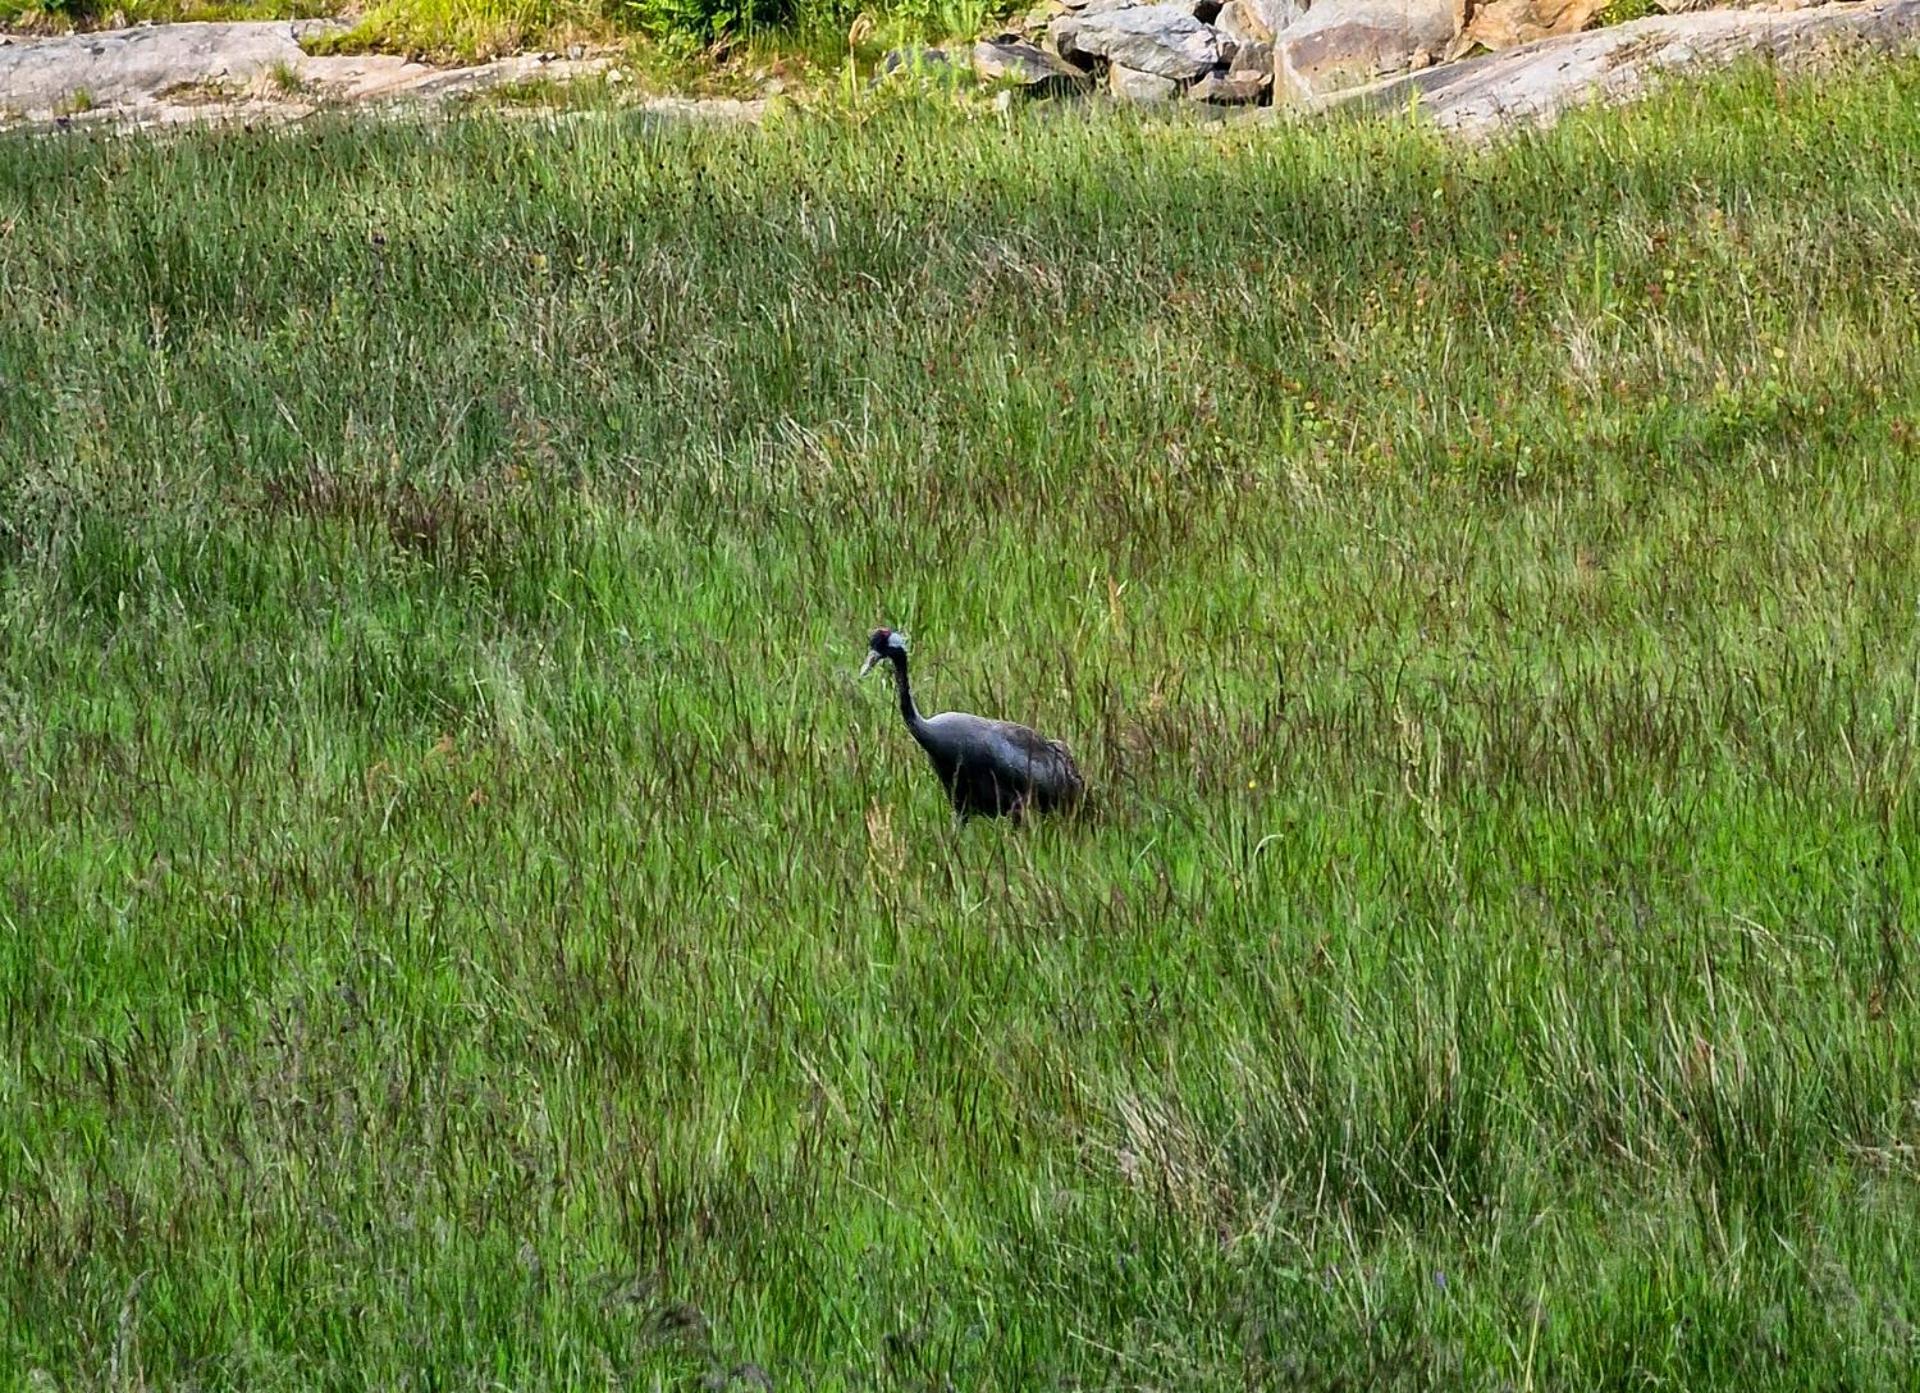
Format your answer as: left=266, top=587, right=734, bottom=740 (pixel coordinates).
left=860, top=628, right=1084, bottom=822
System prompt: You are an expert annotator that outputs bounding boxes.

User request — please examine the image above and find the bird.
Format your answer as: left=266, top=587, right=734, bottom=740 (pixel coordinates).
left=859, top=627, right=1085, bottom=823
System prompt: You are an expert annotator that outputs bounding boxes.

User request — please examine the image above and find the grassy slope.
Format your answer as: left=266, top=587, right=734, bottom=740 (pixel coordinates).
left=2, top=66, right=1919, bottom=1389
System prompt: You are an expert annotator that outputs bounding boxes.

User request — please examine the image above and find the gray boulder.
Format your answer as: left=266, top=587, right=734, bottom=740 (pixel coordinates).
left=972, top=36, right=1090, bottom=87
left=1108, top=62, right=1182, bottom=98
left=1310, top=0, right=1920, bottom=133
left=1189, top=67, right=1268, bottom=102
left=1052, top=4, right=1223, bottom=78
left=0, top=19, right=322, bottom=113
left=1229, top=37, right=1275, bottom=74
left=1214, top=0, right=1306, bottom=44
left=1214, top=0, right=1260, bottom=45
left=1273, top=0, right=1454, bottom=100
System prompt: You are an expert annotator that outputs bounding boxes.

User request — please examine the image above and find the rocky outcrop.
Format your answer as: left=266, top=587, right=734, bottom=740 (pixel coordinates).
left=1033, top=0, right=1617, bottom=106
left=1272, top=0, right=1455, bottom=100
left=0, top=21, right=766, bottom=129
left=3, top=0, right=1915, bottom=135
left=1052, top=4, right=1225, bottom=76
left=1033, top=0, right=1919, bottom=116
left=1311, top=0, right=1920, bottom=132
left=0, top=20, right=324, bottom=114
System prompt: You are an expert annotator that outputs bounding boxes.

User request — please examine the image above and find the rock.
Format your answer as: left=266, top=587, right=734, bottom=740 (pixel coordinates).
left=0, top=19, right=738, bottom=129
left=1189, top=67, right=1268, bottom=101
left=1229, top=37, right=1275, bottom=74
left=1272, top=0, right=1455, bottom=100
left=1450, top=0, right=1608, bottom=59
left=0, top=19, right=319, bottom=114
left=1214, top=0, right=1259, bottom=44
left=1214, top=0, right=1305, bottom=44
left=1309, top=0, right=1920, bottom=134
left=972, top=35, right=1090, bottom=87
left=1108, top=62, right=1182, bottom=98
left=1051, top=4, right=1223, bottom=78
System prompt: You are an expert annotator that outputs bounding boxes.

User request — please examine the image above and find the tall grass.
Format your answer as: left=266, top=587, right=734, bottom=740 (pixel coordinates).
left=0, top=0, right=910, bottom=65
left=302, top=0, right=612, bottom=63
left=0, top=0, right=979, bottom=64
left=2, top=61, right=1919, bottom=1389
left=0, top=0, right=338, bottom=35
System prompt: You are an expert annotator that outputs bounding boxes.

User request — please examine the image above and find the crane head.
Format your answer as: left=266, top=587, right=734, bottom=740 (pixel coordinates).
left=859, top=627, right=907, bottom=677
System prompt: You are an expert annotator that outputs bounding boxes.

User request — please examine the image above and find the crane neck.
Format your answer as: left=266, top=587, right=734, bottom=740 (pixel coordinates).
left=888, top=650, right=928, bottom=737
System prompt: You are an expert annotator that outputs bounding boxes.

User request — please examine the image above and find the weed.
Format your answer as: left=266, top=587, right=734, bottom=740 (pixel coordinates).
left=157, top=77, right=245, bottom=104
left=1598, top=0, right=1658, bottom=24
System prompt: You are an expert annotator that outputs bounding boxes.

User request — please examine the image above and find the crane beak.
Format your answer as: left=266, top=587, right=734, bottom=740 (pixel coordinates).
left=858, top=651, right=881, bottom=679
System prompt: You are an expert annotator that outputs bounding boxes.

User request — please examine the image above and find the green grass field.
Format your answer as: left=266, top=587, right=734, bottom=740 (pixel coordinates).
left=0, top=0, right=617, bottom=66
left=3, top=63, right=1919, bottom=1389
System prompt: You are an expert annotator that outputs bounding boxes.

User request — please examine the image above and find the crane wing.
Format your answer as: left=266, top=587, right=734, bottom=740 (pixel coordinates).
left=987, top=719, right=1084, bottom=803
left=918, top=711, right=1085, bottom=811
